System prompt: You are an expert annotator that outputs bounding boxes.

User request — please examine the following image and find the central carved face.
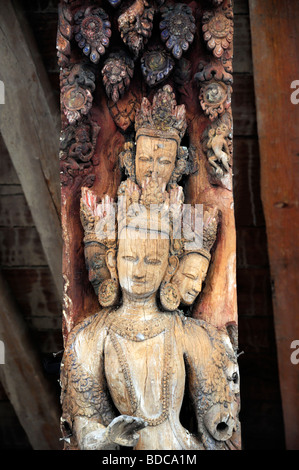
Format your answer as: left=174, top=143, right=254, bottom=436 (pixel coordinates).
left=171, top=253, right=210, bottom=305
left=117, top=228, right=169, bottom=300
left=135, top=135, right=177, bottom=187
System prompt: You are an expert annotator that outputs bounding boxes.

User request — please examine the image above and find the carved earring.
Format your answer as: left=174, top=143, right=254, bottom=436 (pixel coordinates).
left=159, top=256, right=180, bottom=312
left=98, top=249, right=120, bottom=308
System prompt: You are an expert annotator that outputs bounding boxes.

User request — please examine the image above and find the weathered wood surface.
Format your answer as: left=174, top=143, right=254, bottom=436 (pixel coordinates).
left=0, top=272, right=62, bottom=450
left=0, top=0, right=62, bottom=299
left=249, top=0, right=299, bottom=450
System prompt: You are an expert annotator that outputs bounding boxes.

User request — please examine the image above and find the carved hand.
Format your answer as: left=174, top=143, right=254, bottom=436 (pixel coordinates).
left=107, top=415, right=148, bottom=447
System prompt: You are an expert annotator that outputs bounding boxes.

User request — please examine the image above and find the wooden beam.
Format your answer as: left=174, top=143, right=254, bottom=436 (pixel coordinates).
left=249, top=0, right=299, bottom=449
left=0, top=0, right=62, bottom=299
left=0, top=271, right=62, bottom=450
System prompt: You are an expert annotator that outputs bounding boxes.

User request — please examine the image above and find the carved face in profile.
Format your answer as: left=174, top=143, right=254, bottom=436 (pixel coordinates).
left=117, top=228, right=170, bottom=299
left=171, top=253, right=210, bottom=306
left=135, top=135, right=177, bottom=187
left=84, top=243, right=110, bottom=295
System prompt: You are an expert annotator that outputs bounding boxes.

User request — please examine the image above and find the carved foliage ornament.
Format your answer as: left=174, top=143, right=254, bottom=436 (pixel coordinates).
left=160, top=3, right=196, bottom=60
left=118, top=0, right=154, bottom=58
left=102, top=51, right=134, bottom=103
left=202, top=8, right=233, bottom=59
left=61, top=64, right=96, bottom=124
left=74, top=6, right=111, bottom=64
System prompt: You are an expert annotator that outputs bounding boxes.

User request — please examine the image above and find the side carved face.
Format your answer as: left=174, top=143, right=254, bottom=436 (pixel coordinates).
left=171, top=253, right=210, bottom=306
left=117, top=228, right=170, bottom=300
left=135, top=135, right=177, bottom=187
left=84, top=243, right=110, bottom=295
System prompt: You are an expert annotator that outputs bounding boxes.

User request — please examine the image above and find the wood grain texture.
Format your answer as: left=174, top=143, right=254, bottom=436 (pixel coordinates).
left=249, top=0, right=299, bottom=450
left=0, top=0, right=62, bottom=299
left=0, top=272, right=62, bottom=450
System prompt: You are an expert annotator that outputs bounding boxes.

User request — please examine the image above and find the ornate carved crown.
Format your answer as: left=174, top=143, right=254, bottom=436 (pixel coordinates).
left=117, top=177, right=184, bottom=241
left=134, top=85, right=187, bottom=144
left=80, top=187, right=116, bottom=249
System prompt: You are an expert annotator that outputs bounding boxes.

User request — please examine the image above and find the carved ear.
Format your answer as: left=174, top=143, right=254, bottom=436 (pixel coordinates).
left=164, top=255, right=179, bottom=282
left=105, top=249, right=118, bottom=280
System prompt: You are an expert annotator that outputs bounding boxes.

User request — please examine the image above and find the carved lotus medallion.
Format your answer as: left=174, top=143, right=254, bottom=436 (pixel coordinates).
left=141, top=49, right=174, bottom=86
left=159, top=3, right=196, bottom=59
left=74, top=6, right=111, bottom=64
left=202, top=9, right=233, bottom=58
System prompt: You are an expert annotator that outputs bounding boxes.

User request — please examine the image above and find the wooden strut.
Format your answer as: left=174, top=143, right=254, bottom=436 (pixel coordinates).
left=0, top=0, right=63, bottom=300
left=249, top=0, right=299, bottom=450
left=0, top=271, right=62, bottom=450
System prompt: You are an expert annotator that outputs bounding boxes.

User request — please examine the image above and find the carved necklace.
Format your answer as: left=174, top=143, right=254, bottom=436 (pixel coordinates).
left=108, top=314, right=173, bottom=427
left=107, top=310, right=171, bottom=342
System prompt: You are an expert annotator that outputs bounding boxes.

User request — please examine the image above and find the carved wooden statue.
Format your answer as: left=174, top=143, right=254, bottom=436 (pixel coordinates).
left=58, top=0, right=240, bottom=451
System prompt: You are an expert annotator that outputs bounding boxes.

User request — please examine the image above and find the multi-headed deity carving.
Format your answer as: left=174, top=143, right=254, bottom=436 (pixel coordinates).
left=58, top=0, right=240, bottom=452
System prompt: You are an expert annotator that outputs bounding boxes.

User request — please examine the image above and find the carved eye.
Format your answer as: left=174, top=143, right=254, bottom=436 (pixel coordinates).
left=159, top=158, right=171, bottom=166
left=145, top=258, right=161, bottom=265
left=183, top=273, right=196, bottom=280
left=122, top=256, right=137, bottom=262
left=230, top=372, right=238, bottom=384
left=138, top=155, right=152, bottom=162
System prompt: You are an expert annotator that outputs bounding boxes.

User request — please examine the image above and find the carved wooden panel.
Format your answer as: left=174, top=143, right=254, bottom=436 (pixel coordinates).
left=58, top=0, right=240, bottom=451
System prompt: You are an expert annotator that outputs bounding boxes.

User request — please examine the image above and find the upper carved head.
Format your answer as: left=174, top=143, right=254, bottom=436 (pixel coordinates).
left=119, top=85, right=190, bottom=189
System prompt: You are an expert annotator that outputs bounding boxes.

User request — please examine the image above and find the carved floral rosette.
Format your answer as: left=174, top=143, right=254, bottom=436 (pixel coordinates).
left=159, top=3, right=196, bottom=59
left=74, top=6, right=111, bottom=64
left=202, top=6, right=233, bottom=59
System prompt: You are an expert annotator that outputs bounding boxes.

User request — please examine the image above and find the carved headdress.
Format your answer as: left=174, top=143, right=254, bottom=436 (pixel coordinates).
left=174, top=205, right=220, bottom=261
left=80, top=187, right=117, bottom=249
left=117, top=177, right=184, bottom=242
left=135, top=85, right=187, bottom=145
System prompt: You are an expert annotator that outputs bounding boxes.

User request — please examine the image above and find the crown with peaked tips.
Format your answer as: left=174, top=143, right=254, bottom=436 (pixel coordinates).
left=173, top=205, right=219, bottom=261
left=135, top=85, right=187, bottom=144
left=80, top=187, right=117, bottom=249
left=117, top=177, right=184, bottom=241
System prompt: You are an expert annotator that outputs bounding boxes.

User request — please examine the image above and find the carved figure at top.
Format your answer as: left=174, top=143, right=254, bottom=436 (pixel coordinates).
left=119, top=85, right=191, bottom=191
left=60, top=185, right=240, bottom=451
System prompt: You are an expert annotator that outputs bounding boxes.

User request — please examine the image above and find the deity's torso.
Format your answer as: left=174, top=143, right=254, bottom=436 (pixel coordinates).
left=103, top=310, right=202, bottom=450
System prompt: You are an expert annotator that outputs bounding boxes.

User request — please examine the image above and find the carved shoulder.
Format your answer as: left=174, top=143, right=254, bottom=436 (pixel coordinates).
left=60, top=310, right=116, bottom=436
